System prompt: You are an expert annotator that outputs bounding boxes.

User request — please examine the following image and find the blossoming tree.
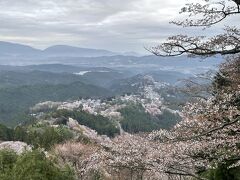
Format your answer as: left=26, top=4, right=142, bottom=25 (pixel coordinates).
left=147, top=0, right=240, bottom=179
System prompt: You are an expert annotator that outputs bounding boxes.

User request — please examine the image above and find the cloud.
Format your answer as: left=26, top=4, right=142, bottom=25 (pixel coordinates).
left=0, top=0, right=229, bottom=53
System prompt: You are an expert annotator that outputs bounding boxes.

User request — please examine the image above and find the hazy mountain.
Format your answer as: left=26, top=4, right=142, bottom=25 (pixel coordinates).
left=0, top=41, right=223, bottom=75
left=43, top=45, right=118, bottom=57
left=0, top=64, right=117, bottom=74
left=122, top=51, right=142, bottom=56
left=0, top=41, right=39, bottom=56
left=148, top=70, right=191, bottom=85
left=0, top=41, right=132, bottom=58
left=44, top=55, right=221, bottom=75
left=0, top=70, right=86, bottom=88
left=109, top=71, right=191, bottom=94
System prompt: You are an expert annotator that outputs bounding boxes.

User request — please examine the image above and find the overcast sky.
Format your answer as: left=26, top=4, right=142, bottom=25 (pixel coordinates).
left=0, top=0, right=231, bottom=54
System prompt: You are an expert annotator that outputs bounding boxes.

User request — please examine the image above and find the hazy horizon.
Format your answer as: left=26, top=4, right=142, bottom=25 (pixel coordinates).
left=0, top=0, right=192, bottom=54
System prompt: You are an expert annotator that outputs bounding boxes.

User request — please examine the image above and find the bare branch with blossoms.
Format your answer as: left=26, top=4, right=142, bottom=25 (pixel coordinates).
left=149, top=0, right=240, bottom=57
left=172, top=0, right=240, bottom=27
left=149, top=27, right=240, bottom=57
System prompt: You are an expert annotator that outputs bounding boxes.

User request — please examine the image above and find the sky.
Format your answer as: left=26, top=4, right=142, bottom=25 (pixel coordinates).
left=0, top=0, right=233, bottom=54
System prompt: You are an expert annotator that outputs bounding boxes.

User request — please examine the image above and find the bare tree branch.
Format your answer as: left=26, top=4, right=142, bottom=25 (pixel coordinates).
left=177, top=116, right=240, bottom=142
left=173, top=0, right=240, bottom=27
left=150, top=27, right=240, bottom=57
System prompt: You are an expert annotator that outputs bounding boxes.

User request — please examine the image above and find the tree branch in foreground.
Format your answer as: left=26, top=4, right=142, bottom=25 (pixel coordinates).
left=178, top=116, right=240, bottom=142
left=172, top=0, right=240, bottom=27
left=148, top=27, right=240, bottom=57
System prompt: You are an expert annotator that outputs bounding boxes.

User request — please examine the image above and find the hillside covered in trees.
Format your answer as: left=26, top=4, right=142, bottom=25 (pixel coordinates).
left=0, top=0, right=239, bottom=180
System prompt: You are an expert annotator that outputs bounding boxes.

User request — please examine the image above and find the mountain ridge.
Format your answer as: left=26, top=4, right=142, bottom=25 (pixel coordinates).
left=0, top=41, right=140, bottom=57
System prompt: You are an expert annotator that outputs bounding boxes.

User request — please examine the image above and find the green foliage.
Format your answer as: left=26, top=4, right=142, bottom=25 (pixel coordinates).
left=0, top=150, right=18, bottom=179
left=88, top=170, right=104, bottom=180
left=0, top=124, right=14, bottom=141
left=0, top=81, right=112, bottom=126
left=212, top=72, right=231, bottom=94
left=0, top=123, right=73, bottom=150
left=156, top=109, right=181, bottom=130
left=13, top=126, right=28, bottom=142
left=119, top=104, right=160, bottom=133
left=202, top=163, right=240, bottom=180
left=52, top=109, right=120, bottom=137
left=119, top=104, right=180, bottom=133
left=26, top=124, right=73, bottom=150
left=0, top=150, right=75, bottom=180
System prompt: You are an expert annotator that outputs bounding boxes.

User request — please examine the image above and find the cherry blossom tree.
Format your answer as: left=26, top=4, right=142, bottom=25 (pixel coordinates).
left=147, top=0, right=240, bottom=179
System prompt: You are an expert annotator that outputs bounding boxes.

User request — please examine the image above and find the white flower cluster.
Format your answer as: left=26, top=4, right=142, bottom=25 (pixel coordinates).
left=0, top=141, right=31, bottom=154
left=32, top=78, right=177, bottom=121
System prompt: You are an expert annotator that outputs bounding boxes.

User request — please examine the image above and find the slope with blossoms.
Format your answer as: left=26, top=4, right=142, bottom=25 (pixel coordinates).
left=51, top=57, right=240, bottom=180
left=30, top=75, right=182, bottom=135
left=0, top=57, right=238, bottom=179
left=0, top=57, right=228, bottom=179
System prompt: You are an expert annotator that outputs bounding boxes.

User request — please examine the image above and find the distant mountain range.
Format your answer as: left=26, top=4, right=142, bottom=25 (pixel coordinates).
left=0, top=41, right=39, bottom=56
left=0, top=41, right=142, bottom=58
left=43, top=45, right=118, bottom=57
left=0, top=41, right=224, bottom=75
